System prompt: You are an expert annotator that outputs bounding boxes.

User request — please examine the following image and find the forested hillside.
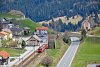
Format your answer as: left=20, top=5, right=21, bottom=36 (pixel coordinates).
left=0, top=0, right=100, bottom=22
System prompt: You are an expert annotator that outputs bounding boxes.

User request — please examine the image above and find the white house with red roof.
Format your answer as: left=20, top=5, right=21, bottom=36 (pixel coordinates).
left=35, top=27, right=48, bottom=35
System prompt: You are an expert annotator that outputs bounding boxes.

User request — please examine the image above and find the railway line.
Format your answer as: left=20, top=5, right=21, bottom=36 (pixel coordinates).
left=15, top=50, right=46, bottom=67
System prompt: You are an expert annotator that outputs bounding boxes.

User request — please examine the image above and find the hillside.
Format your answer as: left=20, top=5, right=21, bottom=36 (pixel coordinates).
left=39, top=15, right=82, bottom=25
left=0, top=13, right=55, bottom=34
left=17, top=18, right=42, bottom=32
left=18, top=18, right=55, bottom=34
left=0, top=0, right=99, bottom=22
left=0, top=13, right=20, bottom=18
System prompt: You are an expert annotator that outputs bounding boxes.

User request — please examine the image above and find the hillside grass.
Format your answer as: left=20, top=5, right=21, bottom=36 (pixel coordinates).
left=18, top=18, right=55, bottom=34
left=0, top=13, right=20, bottom=18
left=88, top=27, right=100, bottom=36
left=18, top=18, right=42, bottom=33
left=71, top=37, right=100, bottom=67
left=0, top=47, right=25, bottom=57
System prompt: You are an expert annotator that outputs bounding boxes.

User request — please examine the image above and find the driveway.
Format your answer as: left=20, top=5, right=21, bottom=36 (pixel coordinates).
left=57, top=37, right=80, bottom=67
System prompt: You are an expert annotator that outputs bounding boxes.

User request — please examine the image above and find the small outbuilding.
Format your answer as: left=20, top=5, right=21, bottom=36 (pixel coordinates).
left=48, top=35, right=56, bottom=49
left=23, top=27, right=30, bottom=35
left=0, top=51, right=10, bottom=65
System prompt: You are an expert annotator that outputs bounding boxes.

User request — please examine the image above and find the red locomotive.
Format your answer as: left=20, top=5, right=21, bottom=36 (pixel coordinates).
left=38, top=44, right=48, bottom=53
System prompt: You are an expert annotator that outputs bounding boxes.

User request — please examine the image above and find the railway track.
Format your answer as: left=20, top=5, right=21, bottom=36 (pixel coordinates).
left=15, top=51, right=46, bottom=67
left=27, top=52, right=46, bottom=67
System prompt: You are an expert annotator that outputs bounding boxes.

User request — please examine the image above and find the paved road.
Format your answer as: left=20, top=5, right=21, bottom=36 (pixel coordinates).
left=57, top=37, right=80, bottom=67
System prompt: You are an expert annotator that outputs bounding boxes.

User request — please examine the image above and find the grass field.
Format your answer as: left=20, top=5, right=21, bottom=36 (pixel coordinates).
left=0, top=47, right=25, bottom=57
left=0, top=13, right=20, bottom=18
left=71, top=37, right=100, bottom=67
left=88, top=27, right=100, bottom=36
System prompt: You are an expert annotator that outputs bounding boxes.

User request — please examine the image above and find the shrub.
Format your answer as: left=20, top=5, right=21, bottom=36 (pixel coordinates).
left=21, top=40, right=26, bottom=49
left=63, top=33, right=70, bottom=44
left=81, top=29, right=87, bottom=38
left=41, top=56, right=53, bottom=67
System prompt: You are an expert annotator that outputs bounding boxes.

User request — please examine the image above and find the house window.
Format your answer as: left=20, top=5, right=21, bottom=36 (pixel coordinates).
left=0, top=56, right=2, bottom=60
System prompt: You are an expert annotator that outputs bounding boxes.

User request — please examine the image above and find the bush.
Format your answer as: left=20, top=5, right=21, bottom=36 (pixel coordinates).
left=63, top=33, right=70, bottom=44
left=21, top=40, right=26, bottom=49
left=81, top=29, right=87, bottom=38
left=1, top=40, right=18, bottom=48
left=41, top=56, right=53, bottom=67
left=63, top=37, right=69, bottom=43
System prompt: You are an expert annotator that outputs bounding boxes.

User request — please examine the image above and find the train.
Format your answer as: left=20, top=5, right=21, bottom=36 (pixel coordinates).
left=38, top=44, right=48, bottom=53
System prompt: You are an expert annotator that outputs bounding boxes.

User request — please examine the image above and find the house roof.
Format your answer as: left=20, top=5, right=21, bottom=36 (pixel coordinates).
left=2, top=28, right=12, bottom=34
left=0, top=18, right=10, bottom=24
left=10, top=28, right=22, bottom=31
left=0, top=51, right=10, bottom=59
left=23, top=27, right=30, bottom=30
left=0, top=31, right=8, bottom=35
left=36, top=27, right=48, bottom=30
left=27, top=35, right=42, bottom=41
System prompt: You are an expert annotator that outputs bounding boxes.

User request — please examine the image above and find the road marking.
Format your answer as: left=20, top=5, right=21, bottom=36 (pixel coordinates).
left=68, top=42, right=80, bottom=67
left=57, top=43, right=72, bottom=67
left=57, top=37, right=80, bottom=67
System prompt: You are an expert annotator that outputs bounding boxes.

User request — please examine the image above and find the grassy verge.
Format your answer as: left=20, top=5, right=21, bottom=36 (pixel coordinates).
left=46, top=45, right=68, bottom=66
left=55, top=39, right=61, bottom=49
left=37, top=64, right=43, bottom=67
left=0, top=47, right=26, bottom=57
left=71, top=37, right=100, bottom=67
left=88, top=27, right=100, bottom=36
left=0, top=13, right=20, bottom=18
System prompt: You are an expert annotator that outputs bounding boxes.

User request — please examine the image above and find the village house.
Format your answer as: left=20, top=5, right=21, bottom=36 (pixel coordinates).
left=0, top=31, right=8, bottom=40
left=26, top=35, right=42, bottom=46
left=82, top=19, right=91, bottom=32
left=0, top=28, right=13, bottom=40
left=35, top=27, right=48, bottom=44
left=0, top=18, right=31, bottom=37
left=2, top=29, right=13, bottom=39
left=0, top=18, right=11, bottom=29
left=35, top=27, right=48, bottom=35
left=0, top=51, right=10, bottom=65
left=10, top=28, right=23, bottom=36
